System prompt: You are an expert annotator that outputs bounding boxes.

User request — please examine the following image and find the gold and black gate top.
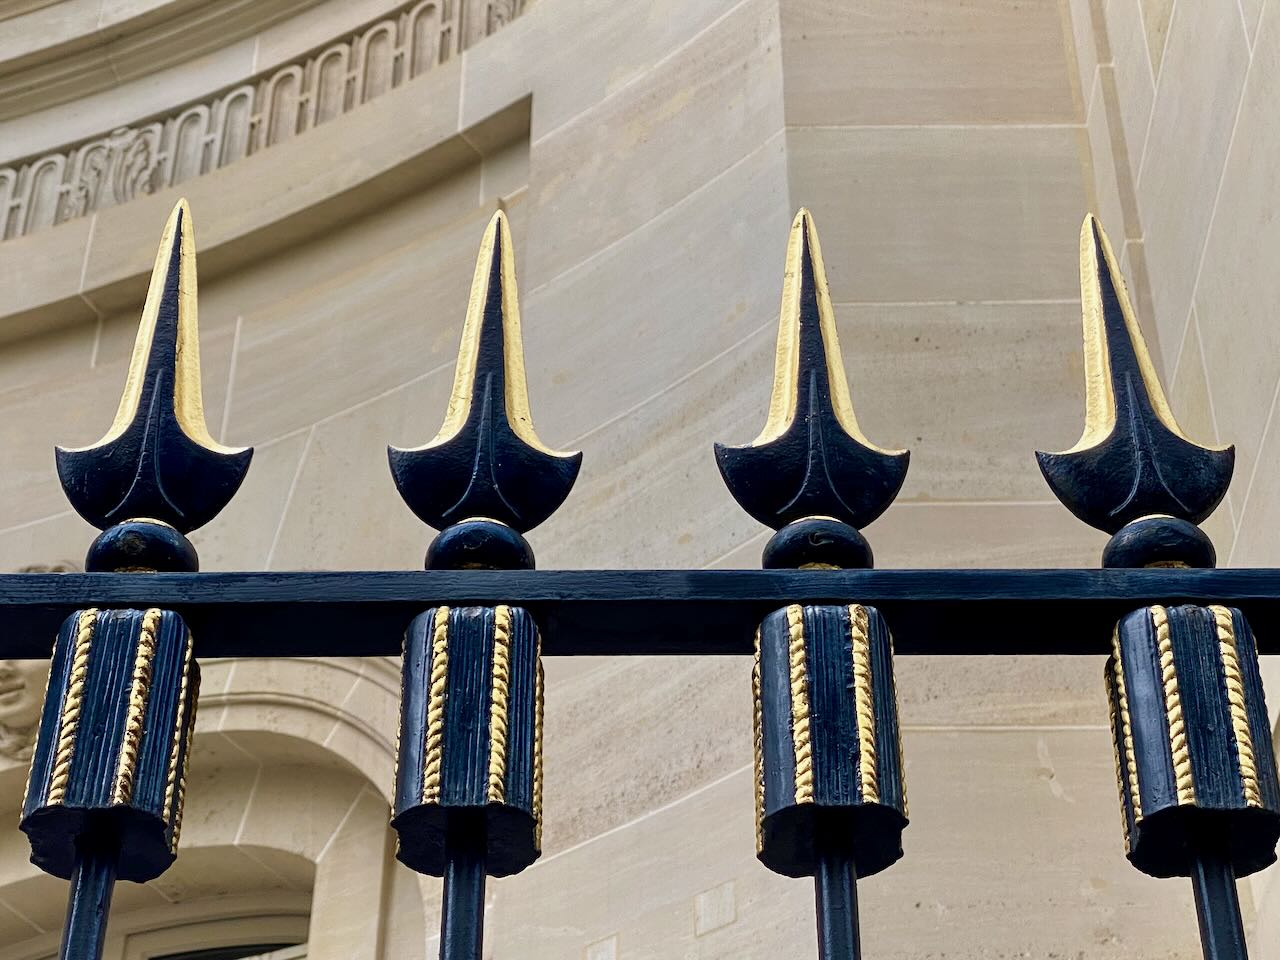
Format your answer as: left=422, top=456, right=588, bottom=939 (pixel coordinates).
left=1, top=200, right=1279, bottom=960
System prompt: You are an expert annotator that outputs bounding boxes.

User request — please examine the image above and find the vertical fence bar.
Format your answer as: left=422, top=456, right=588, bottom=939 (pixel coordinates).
left=716, top=209, right=911, bottom=959
left=19, top=199, right=250, bottom=960
left=1037, top=215, right=1280, bottom=960
left=387, top=210, right=580, bottom=960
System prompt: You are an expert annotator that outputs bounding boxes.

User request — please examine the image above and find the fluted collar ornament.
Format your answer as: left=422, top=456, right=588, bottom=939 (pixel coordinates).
left=1039, top=216, right=1277, bottom=960
left=717, top=209, right=910, bottom=960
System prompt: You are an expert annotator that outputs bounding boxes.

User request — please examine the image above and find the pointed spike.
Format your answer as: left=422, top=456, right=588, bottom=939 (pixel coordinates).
left=55, top=201, right=252, bottom=533
left=715, top=208, right=909, bottom=532
left=1036, top=215, right=1233, bottom=534
left=389, top=210, right=581, bottom=534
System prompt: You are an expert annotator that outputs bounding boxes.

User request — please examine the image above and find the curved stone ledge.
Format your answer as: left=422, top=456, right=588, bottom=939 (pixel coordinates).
left=0, top=0, right=526, bottom=242
left=0, top=0, right=328, bottom=120
left=0, top=35, right=531, bottom=339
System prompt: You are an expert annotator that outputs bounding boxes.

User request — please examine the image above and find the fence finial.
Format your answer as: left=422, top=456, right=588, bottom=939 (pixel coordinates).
left=55, top=199, right=252, bottom=535
left=390, top=210, right=581, bottom=537
left=1036, top=214, right=1232, bottom=536
left=715, top=208, right=908, bottom=534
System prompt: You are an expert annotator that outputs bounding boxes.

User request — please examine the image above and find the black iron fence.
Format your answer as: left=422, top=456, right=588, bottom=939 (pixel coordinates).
left=1, top=200, right=1277, bottom=960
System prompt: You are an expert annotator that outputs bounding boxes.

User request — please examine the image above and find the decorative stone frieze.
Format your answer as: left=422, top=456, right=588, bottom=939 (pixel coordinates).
left=0, top=0, right=525, bottom=242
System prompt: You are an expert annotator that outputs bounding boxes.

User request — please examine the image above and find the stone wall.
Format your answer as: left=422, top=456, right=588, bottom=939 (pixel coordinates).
left=0, top=0, right=1272, bottom=958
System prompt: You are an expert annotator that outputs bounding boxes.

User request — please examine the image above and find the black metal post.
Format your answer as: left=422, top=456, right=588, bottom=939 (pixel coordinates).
left=58, top=840, right=118, bottom=960
left=1191, top=839, right=1249, bottom=960
left=814, top=847, right=861, bottom=960
left=439, top=820, right=487, bottom=960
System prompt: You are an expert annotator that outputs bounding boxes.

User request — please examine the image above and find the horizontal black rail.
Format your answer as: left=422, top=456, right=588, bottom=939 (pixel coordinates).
left=2, top=568, right=1279, bottom=658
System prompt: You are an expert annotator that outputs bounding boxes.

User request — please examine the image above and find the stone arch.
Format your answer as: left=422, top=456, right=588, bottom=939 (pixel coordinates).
left=0, top=656, right=422, bottom=960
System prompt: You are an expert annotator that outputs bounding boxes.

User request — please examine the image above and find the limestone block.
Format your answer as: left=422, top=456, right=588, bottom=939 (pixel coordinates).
left=265, top=375, right=448, bottom=571
left=489, top=732, right=1210, bottom=959
left=225, top=204, right=490, bottom=443
left=1101, top=0, right=1155, bottom=190
left=1193, top=4, right=1280, bottom=516
left=1136, top=1, right=1248, bottom=373
left=784, top=125, right=1086, bottom=302
left=1087, top=69, right=1127, bottom=246
left=835, top=301, right=1085, bottom=502
left=525, top=0, right=783, bottom=282
left=1138, top=0, right=1174, bottom=78
left=522, top=134, right=789, bottom=447
left=459, top=0, right=742, bottom=138
left=780, top=0, right=1077, bottom=126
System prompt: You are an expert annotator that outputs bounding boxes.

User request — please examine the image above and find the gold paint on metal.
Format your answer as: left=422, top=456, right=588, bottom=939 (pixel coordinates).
left=396, top=210, right=577, bottom=460
left=787, top=604, right=813, bottom=804
left=752, top=627, right=764, bottom=853
left=1110, top=626, right=1143, bottom=821
left=163, top=629, right=194, bottom=826
left=422, top=607, right=450, bottom=804
left=750, top=209, right=904, bottom=455
left=1056, top=216, right=1226, bottom=456
left=849, top=605, right=879, bottom=804
left=47, top=609, right=97, bottom=806
left=60, top=200, right=245, bottom=457
left=533, top=634, right=544, bottom=850
left=1210, top=605, right=1262, bottom=806
left=1104, top=662, right=1131, bottom=850
left=487, top=605, right=512, bottom=803
left=1153, top=606, right=1195, bottom=805
left=169, top=667, right=200, bottom=852
left=114, top=609, right=160, bottom=804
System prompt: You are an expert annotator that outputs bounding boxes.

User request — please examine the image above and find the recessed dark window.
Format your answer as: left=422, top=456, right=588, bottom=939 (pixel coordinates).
left=152, top=945, right=297, bottom=960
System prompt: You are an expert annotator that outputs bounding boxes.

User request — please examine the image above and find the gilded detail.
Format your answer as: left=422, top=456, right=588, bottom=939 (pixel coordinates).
left=113, top=609, right=160, bottom=805
left=1105, top=666, right=1131, bottom=850
left=849, top=605, right=879, bottom=804
left=487, top=606, right=512, bottom=803
left=533, top=636, right=544, bottom=850
left=1211, top=605, right=1262, bottom=807
left=169, top=669, right=200, bottom=853
left=422, top=607, right=450, bottom=804
left=1111, top=626, right=1142, bottom=821
left=1154, top=606, right=1195, bottom=805
left=787, top=605, right=813, bottom=804
left=752, top=628, right=764, bottom=853
left=162, top=631, right=194, bottom=825
left=47, top=609, right=97, bottom=806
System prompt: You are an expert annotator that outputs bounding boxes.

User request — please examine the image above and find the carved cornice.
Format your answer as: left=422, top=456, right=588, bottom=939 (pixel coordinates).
left=0, top=0, right=328, bottom=119
left=0, top=0, right=526, bottom=243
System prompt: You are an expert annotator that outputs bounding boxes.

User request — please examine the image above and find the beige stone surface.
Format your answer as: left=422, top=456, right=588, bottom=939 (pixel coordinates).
left=1102, top=0, right=1155, bottom=191
left=525, top=0, right=784, bottom=283
left=785, top=125, right=1087, bottom=302
left=1191, top=1, right=1280, bottom=527
left=780, top=0, right=1077, bottom=126
left=1135, top=1, right=1249, bottom=371
left=493, top=733, right=1208, bottom=959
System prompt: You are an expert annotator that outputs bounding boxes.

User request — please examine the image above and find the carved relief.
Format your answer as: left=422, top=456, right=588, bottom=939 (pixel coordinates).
left=0, top=0, right=522, bottom=243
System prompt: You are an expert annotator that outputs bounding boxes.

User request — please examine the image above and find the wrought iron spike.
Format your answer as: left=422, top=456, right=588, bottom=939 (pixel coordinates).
left=389, top=210, right=581, bottom=534
left=715, top=208, right=908, bottom=531
left=55, top=200, right=252, bottom=534
left=1036, top=215, right=1233, bottom=534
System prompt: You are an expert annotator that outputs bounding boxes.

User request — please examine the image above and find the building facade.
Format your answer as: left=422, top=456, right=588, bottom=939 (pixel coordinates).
left=0, top=0, right=1275, bottom=957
